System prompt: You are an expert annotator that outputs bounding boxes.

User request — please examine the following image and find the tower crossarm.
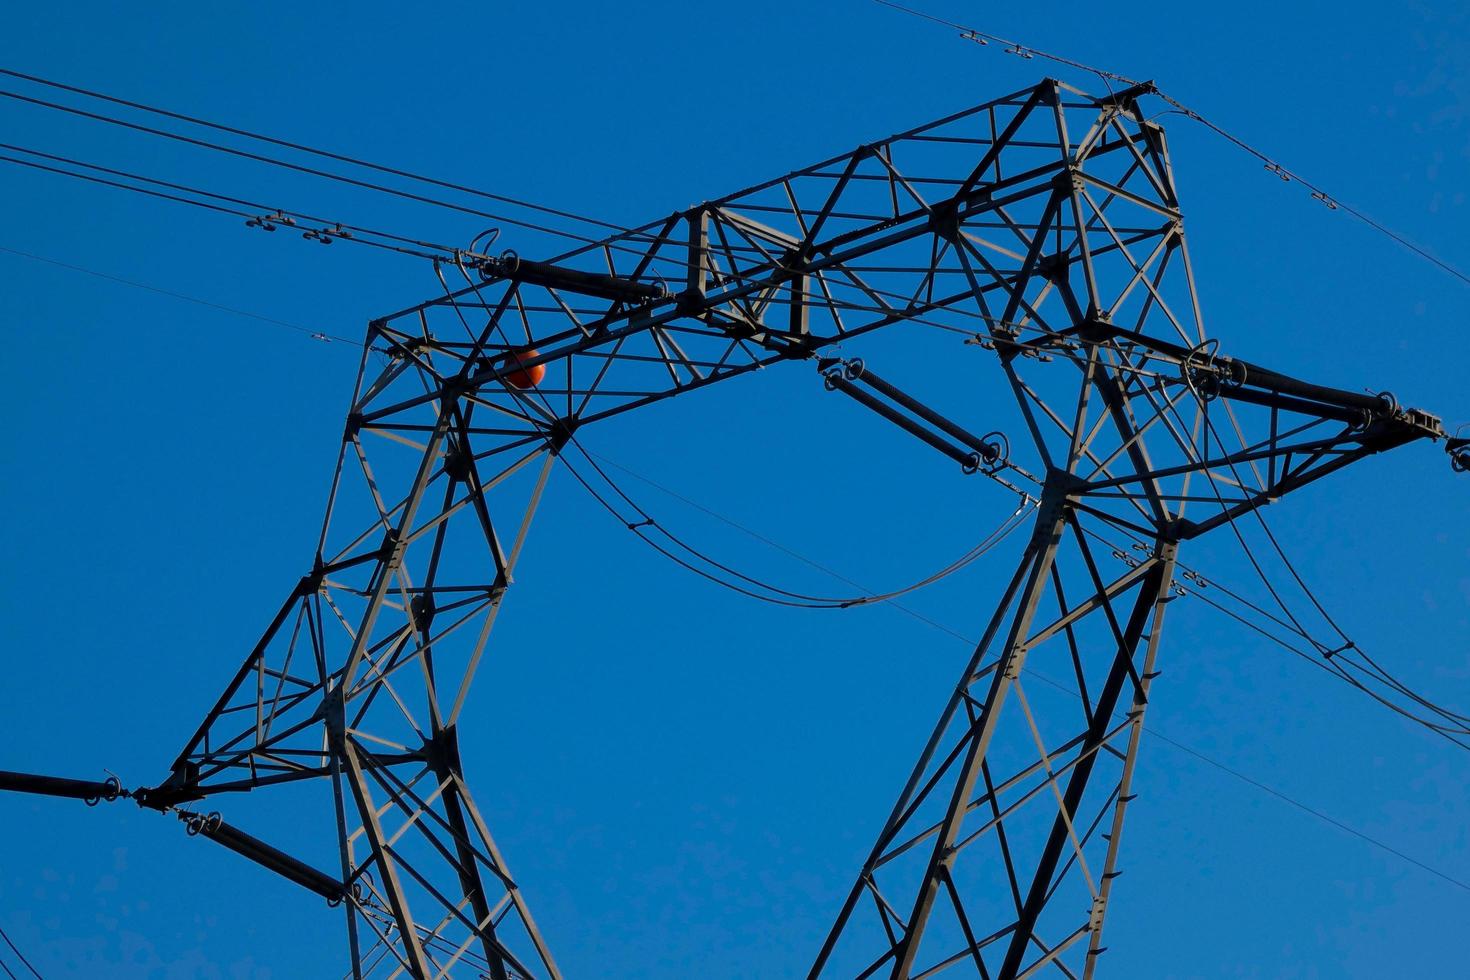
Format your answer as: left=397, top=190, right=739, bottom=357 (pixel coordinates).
left=1042, top=317, right=1445, bottom=540
left=365, top=78, right=1182, bottom=464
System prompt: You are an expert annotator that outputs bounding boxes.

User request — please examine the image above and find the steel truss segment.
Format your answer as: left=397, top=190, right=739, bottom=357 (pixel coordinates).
left=119, top=76, right=1444, bottom=978
left=142, top=326, right=562, bottom=978
left=368, top=80, right=1184, bottom=450
left=811, top=493, right=1179, bottom=979
left=790, top=81, right=1441, bottom=980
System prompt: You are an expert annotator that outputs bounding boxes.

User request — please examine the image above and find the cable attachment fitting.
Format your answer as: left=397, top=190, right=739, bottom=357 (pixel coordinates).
left=1110, top=548, right=1140, bottom=570
left=303, top=222, right=352, bottom=245
left=1448, top=431, right=1470, bottom=474
left=245, top=211, right=295, bottom=233
left=83, top=773, right=125, bottom=807
left=818, top=356, right=846, bottom=390
left=1179, top=339, right=1240, bottom=401
left=181, top=809, right=223, bottom=837
left=978, top=430, right=1009, bottom=473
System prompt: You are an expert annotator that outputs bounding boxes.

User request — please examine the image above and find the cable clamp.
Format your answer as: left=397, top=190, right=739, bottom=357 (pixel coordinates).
left=1180, top=569, right=1208, bottom=589
left=1110, top=549, right=1139, bottom=569
left=1180, top=339, right=1225, bottom=401
left=181, top=809, right=223, bottom=836
left=303, top=222, right=351, bottom=245
left=245, top=210, right=295, bottom=232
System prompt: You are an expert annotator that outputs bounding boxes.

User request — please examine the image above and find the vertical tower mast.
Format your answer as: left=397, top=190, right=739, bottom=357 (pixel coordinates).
left=808, top=84, right=1442, bottom=980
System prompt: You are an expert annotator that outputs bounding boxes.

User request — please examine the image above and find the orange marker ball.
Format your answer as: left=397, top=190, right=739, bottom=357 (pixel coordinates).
left=504, top=349, right=546, bottom=389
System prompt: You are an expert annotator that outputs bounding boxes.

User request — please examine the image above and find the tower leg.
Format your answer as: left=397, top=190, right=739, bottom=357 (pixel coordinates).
left=813, top=476, right=1180, bottom=979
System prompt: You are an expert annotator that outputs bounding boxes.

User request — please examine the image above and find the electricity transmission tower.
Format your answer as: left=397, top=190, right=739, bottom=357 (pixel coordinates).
left=1, top=78, right=1455, bottom=978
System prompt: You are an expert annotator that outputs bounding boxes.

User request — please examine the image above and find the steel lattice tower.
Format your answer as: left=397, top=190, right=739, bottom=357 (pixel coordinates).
left=0, top=79, right=1448, bottom=978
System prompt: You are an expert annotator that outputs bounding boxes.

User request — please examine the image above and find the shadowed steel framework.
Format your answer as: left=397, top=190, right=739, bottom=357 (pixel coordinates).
left=0, top=78, right=1447, bottom=978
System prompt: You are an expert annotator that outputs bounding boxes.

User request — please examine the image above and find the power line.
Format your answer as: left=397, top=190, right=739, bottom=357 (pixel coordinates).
left=561, top=439, right=1034, bottom=609
left=420, top=252, right=1031, bottom=613
left=0, top=141, right=473, bottom=264
left=871, top=0, right=1470, bottom=290
left=0, top=243, right=362, bottom=346
left=0, top=86, right=615, bottom=248
left=0, top=80, right=716, bottom=279
left=9, top=40, right=1464, bottom=908
left=589, top=448, right=1470, bottom=896
left=0, top=922, right=41, bottom=980
left=1142, top=726, right=1470, bottom=894
left=0, top=66, right=630, bottom=235
left=1181, top=392, right=1470, bottom=746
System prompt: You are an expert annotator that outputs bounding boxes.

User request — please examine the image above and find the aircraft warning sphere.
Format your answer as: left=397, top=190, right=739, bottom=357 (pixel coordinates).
left=504, top=350, right=546, bottom=389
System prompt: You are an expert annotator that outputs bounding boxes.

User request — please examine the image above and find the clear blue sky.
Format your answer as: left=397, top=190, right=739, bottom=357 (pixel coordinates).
left=1, top=2, right=1467, bottom=977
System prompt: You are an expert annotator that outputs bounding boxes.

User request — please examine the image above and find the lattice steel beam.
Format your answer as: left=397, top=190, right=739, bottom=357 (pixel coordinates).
left=4, top=77, right=1446, bottom=979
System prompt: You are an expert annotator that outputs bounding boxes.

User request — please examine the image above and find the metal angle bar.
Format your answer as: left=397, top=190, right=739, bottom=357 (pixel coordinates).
left=355, top=756, right=526, bottom=976
left=1011, top=681, right=1101, bottom=899
left=888, top=498, right=1071, bottom=978
left=1083, top=555, right=1176, bottom=974
left=809, top=542, right=1039, bottom=978
left=339, top=738, right=436, bottom=978
left=884, top=718, right=1132, bottom=870
left=994, top=552, right=1173, bottom=978
left=448, top=772, right=563, bottom=979
left=945, top=717, right=1136, bottom=858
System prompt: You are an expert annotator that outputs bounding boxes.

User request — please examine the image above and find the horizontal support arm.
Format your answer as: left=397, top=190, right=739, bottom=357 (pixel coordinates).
left=0, top=768, right=123, bottom=803
left=820, top=358, right=1003, bottom=473
left=180, top=810, right=347, bottom=903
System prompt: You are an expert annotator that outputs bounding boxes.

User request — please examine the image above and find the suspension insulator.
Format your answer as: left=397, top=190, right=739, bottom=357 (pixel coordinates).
left=504, top=349, right=547, bottom=390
